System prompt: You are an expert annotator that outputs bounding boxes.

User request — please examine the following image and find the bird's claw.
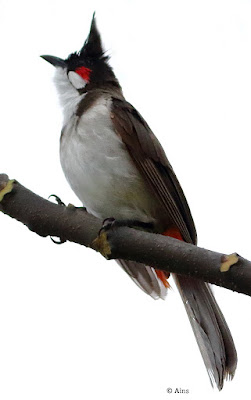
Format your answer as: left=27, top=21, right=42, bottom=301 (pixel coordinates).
left=50, top=236, right=66, bottom=245
left=48, top=194, right=66, bottom=206
left=48, top=194, right=66, bottom=244
left=98, top=217, right=116, bottom=235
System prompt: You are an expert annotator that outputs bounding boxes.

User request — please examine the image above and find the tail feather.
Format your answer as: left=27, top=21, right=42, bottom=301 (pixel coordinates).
left=117, top=257, right=237, bottom=389
left=117, top=259, right=167, bottom=300
left=173, top=274, right=237, bottom=390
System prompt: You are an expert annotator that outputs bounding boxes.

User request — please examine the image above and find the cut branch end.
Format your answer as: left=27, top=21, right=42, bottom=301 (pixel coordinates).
left=0, top=175, right=15, bottom=202
left=220, top=253, right=239, bottom=272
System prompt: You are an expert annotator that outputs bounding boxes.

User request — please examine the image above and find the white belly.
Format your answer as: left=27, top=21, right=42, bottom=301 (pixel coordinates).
left=60, top=96, right=158, bottom=223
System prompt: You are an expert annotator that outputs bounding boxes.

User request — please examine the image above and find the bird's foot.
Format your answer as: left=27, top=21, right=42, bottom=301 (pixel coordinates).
left=49, top=194, right=86, bottom=211
left=48, top=194, right=66, bottom=206
left=100, top=217, right=154, bottom=234
left=93, top=218, right=154, bottom=258
left=67, top=203, right=86, bottom=211
left=48, top=194, right=66, bottom=244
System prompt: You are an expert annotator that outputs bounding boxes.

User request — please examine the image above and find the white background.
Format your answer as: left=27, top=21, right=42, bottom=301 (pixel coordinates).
left=0, top=1, right=251, bottom=399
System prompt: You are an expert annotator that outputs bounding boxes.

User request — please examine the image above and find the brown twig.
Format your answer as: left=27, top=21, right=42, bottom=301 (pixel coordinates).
left=0, top=173, right=250, bottom=296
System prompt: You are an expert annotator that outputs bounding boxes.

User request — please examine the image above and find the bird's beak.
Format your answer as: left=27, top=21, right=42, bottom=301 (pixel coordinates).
left=40, top=55, right=66, bottom=68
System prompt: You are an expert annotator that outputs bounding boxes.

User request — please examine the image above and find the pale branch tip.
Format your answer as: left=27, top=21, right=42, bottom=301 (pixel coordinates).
left=220, top=253, right=239, bottom=272
left=0, top=175, right=14, bottom=202
left=1, top=173, right=251, bottom=296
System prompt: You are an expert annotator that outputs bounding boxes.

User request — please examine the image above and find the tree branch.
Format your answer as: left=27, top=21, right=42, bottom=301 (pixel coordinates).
left=1, top=173, right=250, bottom=296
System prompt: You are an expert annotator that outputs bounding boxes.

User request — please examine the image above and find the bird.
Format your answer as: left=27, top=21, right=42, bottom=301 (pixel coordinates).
left=41, top=13, right=237, bottom=390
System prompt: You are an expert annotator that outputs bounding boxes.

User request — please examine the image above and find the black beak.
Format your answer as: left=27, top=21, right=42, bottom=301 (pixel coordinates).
left=40, top=55, right=66, bottom=68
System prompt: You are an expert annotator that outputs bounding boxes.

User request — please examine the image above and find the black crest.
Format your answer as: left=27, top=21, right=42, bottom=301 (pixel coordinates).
left=80, top=13, right=107, bottom=60
left=66, top=13, right=121, bottom=92
left=67, top=13, right=109, bottom=69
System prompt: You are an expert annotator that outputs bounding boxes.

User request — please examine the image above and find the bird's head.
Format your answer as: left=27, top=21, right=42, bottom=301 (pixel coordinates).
left=41, top=14, right=121, bottom=99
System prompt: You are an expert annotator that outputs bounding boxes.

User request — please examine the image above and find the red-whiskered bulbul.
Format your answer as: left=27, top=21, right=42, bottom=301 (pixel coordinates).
left=41, top=14, right=237, bottom=389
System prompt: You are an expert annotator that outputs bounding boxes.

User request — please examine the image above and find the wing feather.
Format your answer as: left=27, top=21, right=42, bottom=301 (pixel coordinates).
left=111, top=97, right=197, bottom=244
left=110, top=97, right=237, bottom=388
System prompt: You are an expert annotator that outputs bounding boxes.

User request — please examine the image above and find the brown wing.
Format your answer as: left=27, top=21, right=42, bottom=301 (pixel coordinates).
left=111, top=97, right=197, bottom=244
left=111, top=99, right=237, bottom=388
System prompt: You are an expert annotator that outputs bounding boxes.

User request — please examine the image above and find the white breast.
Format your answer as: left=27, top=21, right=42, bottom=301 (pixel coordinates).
left=60, top=95, right=158, bottom=222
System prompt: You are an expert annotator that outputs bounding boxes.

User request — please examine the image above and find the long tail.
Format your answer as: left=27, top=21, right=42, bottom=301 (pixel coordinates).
left=117, top=228, right=237, bottom=389
left=173, top=274, right=237, bottom=390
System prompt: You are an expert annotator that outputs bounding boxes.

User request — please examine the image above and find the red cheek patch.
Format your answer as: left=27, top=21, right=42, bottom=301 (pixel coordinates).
left=75, top=66, right=91, bottom=82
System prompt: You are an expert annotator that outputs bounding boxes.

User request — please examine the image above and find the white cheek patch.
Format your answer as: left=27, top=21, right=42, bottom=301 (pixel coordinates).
left=68, top=71, right=87, bottom=89
left=53, top=68, right=87, bottom=124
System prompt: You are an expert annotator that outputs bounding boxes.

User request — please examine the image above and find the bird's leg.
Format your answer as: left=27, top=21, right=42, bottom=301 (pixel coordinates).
left=49, top=194, right=86, bottom=211
left=48, top=195, right=85, bottom=244
left=100, top=217, right=154, bottom=234
left=99, top=218, right=171, bottom=288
